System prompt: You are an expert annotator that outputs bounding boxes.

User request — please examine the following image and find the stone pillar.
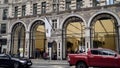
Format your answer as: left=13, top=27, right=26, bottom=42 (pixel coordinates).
left=59, top=0, right=65, bottom=11
left=24, top=31, right=30, bottom=58
left=62, top=29, right=66, bottom=59
left=117, top=25, right=120, bottom=53
left=26, top=1, right=31, bottom=15
left=47, top=37, right=53, bottom=60
left=57, top=38, right=62, bottom=60
left=85, top=27, right=91, bottom=51
left=71, top=0, right=76, bottom=10
left=7, top=32, right=11, bottom=54
left=8, top=4, right=13, bottom=17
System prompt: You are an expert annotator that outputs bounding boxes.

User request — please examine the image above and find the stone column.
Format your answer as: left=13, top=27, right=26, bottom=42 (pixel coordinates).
left=85, top=27, right=91, bottom=51
left=26, top=1, right=31, bottom=15
left=24, top=31, right=30, bottom=58
left=117, top=25, right=120, bottom=53
left=47, top=37, right=53, bottom=60
left=8, top=4, right=13, bottom=17
left=57, top=38, right=62, bottom=60
left=61, top=28, right=66, bottom=59
left=7, top=32, right=11, bottom=54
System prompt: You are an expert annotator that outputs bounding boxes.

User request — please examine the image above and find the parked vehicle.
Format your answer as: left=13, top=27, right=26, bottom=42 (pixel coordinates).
left=0, top=54, right=32, bottom=68
left=68, top=48, right=120, bottom=68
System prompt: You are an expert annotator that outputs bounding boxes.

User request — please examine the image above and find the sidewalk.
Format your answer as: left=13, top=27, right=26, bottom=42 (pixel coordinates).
left=31, top=59, right=95, bottom=68
left=31, top=59, right=69, bottom=65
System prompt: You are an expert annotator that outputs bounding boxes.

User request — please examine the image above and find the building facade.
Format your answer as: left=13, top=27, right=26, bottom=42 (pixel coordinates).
left=0, top=0, right=120, bottom=60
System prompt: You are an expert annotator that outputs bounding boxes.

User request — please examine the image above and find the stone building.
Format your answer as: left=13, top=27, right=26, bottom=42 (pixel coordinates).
left=0, top=0, right=120, bottom=60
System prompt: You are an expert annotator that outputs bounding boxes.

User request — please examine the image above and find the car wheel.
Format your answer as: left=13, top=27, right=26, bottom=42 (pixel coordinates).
left=76, top=62, right=88, bottom=68
left=14, top=62, right=19, bottom=68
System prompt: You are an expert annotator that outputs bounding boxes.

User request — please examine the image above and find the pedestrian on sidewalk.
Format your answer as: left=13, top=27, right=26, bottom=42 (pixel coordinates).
left=43, top=52, right=48, bottom=60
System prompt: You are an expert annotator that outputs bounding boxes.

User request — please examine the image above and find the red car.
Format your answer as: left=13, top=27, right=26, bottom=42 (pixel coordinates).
left=68, top=48, right=120, bottom=68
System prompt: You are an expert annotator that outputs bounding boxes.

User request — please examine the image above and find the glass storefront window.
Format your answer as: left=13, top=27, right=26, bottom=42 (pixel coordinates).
left=91, top=14, right=117, bottom=51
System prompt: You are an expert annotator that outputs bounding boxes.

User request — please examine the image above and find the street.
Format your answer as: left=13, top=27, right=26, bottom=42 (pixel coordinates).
left=30, top=64, right=96, bottom=68
left=30, top=64, right=74, bottom=68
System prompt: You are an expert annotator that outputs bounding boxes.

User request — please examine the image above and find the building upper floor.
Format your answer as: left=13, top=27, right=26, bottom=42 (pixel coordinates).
left=0, top=0, right=120, bottom=20
left=0, top=0, right=120, bottom=36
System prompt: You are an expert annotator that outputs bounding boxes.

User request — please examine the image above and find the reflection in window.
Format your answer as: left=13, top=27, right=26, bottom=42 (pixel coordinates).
left=3, top=9, right=8, bottom=20
left=0, top=39, right=7, bottom=45
left=65, top=17, right=85, bottom=54
left=101, top=49, right=116, bottom=56
left=4, top=0, right=8, bottom=4
left=53, top=4, right=56, bottom=12
left=91, top=14, right=117, bottom=51
left=33, top=3, right=37, bottom=15
left=52, top=20, right=57, bottom=29
left=91, top=50, right=99, bottom=55
left=0, top=55, right=8, bottom=59
left=66, top=0, right=71, bottom=10
left=22, top=5, right=26, bottom=16
left=106, top=0, right=114, bottom=5
left=14, top=6, right=18, bottom=17
left=41, top=2, right=46, bottom=14
left=76, top=0, right=83, bottom=9
left=92, top=0, right=100, bottom=7
left=91, top=49, right=116, bottom=56
left=53, top=0, right=59, bottom=12
left=1, top=24, right=6, bottom=34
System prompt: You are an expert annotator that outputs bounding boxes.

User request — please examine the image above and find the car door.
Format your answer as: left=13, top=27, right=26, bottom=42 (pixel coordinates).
left=116, top=55, right=120, bottom=67
left=100, top=49, right=116, bottom=67
left=0, top=54, right=11, bottom=67
left=0, top=54, right=4, bottom=66
left=88, top=49, right=103, bottom=67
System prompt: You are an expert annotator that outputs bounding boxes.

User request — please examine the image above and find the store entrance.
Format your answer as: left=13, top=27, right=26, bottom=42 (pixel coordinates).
left=62, top=16, right=85, bottom=59
left=29, top=20, right=46, bottom=59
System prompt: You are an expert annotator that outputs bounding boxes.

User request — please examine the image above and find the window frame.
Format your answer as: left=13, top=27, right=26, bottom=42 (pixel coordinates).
left=22, top=5, right=26, bottom=16
left=14, top=6, right=18, bottom=17
left=76, top=0, right=83, bottom=9
left=106, top=0, right=114, bottom=5
left=2, top=9, right=8, bottom=20
left=66, top=0, right=71, bottom=10
left=1, top=24, right=6, bottom=34
left=4, top=0, right=8, bottom=4
left=33, top=3, right=37, bottom=15
left=41, top=2, right=46, bottom=14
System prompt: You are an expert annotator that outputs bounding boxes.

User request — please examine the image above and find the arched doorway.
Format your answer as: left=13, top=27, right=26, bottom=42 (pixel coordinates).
left=51, top=41, right=57, bottom=60
left=90, top=13, right=118, bottom=51
left=11, top=22, right=26, bottom=57
left=62, top=16, right=85, bottom=59
left=29, top=20, right=46, bottom=59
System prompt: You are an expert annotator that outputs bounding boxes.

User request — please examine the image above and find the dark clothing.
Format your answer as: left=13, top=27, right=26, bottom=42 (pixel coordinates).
left=35, top=49, right=40, bottom=59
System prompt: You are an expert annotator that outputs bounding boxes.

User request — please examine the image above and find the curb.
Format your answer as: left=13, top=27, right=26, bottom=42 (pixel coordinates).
left=31, top=59, right=69, bottom=65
